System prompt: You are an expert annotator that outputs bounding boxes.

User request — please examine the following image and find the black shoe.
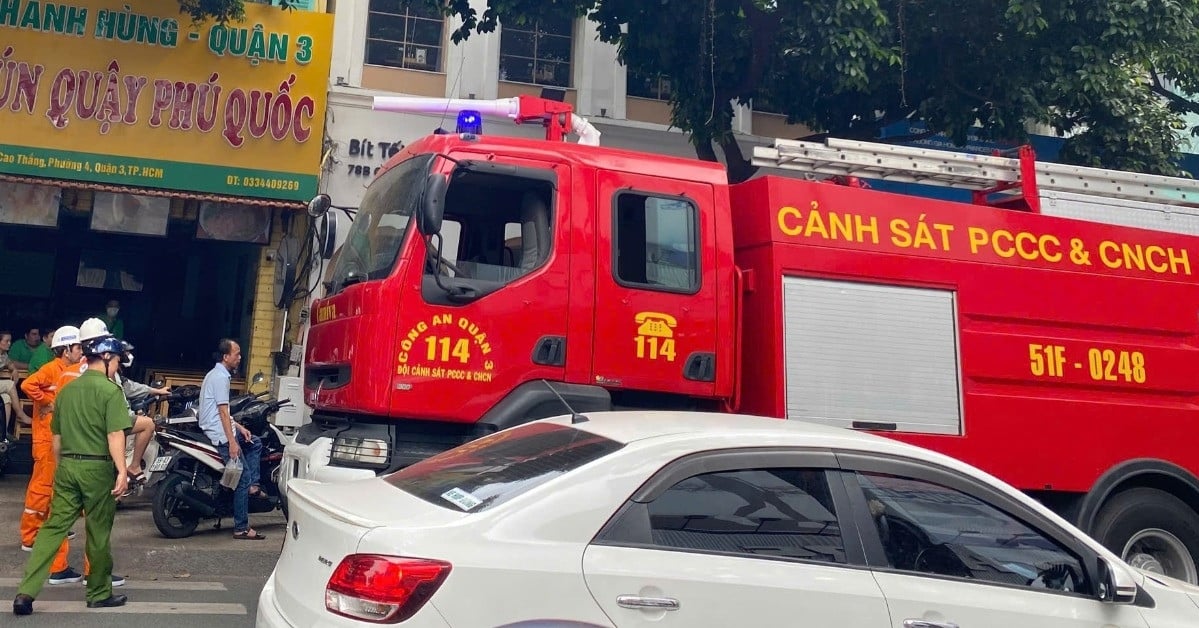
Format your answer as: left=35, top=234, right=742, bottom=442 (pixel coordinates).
left=86, top=594, right=127, bottom=609
left=47, top=567, right=83, bottom=585
left=12, top=594, right=33, bottom=615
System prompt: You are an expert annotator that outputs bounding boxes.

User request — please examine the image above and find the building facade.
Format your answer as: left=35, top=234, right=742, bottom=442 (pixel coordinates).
left=316, top=0, right=813, bottom=211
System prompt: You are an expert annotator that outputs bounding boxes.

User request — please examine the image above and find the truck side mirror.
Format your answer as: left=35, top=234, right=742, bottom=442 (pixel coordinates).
left=417, top=173, right=447, bottom=236
left=307, top=194, right=332, bottom=218
left=317, top=212, right=338, bottom=260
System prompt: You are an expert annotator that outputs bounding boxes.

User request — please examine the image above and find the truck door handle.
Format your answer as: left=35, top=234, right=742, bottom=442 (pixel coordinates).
left=903, top=620, right=959, bottom=628
left=683, top=352, right=716, bottom=382
left=616, top=595, right=680, bottom=611
left=532, top=336, right=566, bottom=366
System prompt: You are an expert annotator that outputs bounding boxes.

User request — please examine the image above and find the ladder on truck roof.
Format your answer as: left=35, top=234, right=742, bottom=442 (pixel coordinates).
left=751, top=137, right=1199, bottom=214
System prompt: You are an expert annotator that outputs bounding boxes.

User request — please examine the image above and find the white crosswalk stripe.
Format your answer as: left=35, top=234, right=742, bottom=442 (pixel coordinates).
left=0, top=577, right=228, bottom=591
left=19, top=601, right=246, bottom=614
left=0, top=576, right=248, bottom=616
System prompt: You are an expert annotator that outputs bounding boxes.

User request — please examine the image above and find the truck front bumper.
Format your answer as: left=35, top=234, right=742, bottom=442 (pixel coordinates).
left=278, top=437, right=377, bottom=497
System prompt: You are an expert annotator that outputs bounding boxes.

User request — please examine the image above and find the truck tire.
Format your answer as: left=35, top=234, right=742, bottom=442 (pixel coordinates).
left=1091, top=487, right=1199, bottom=584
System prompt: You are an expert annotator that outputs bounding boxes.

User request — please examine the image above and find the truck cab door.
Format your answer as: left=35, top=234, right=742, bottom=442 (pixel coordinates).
left=592, top=171, right=719, bottom=399
left=390, top=159, right=572, bottom=424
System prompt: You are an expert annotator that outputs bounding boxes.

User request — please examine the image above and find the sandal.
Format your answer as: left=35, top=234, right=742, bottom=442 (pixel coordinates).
left=233, top=529, right=266, bottom=540
left=247, top=485, right=264, bottom=497
left=128, top=471, right=147, bottom=485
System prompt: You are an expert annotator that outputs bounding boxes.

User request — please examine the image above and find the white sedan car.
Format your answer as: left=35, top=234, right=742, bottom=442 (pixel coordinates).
left=257, top=411, right=1199, bottom=627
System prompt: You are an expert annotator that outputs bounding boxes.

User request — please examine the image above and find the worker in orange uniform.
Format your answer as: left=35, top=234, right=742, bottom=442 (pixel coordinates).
left=18, top=325, right=86, bottom=584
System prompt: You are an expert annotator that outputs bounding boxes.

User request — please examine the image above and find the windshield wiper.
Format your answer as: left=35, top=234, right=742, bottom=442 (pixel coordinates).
left=341, top=271, right=366, bottom=287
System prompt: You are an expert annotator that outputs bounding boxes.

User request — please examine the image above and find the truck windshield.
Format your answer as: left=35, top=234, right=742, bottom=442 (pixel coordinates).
left=329, top=154, right=434, bottom=293
left=384, top=421, right=625, bottom=513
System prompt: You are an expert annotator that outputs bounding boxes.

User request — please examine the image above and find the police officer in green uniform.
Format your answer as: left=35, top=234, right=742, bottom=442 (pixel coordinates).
left=13, top=336, right=131, bottom=615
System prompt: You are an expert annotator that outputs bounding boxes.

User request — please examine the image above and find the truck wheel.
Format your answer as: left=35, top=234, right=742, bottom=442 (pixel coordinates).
left=1092, top=487, right=1199, bottom=584
left=152, top=473, right=201, bottom=539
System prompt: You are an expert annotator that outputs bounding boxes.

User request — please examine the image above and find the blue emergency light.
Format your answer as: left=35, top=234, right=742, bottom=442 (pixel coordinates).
left=456, top=109, right=483, bottom=134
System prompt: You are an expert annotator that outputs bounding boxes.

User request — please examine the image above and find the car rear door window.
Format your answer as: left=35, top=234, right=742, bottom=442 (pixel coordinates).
left=602, top=467, right=849, bottom=565
left=385, top=421, right=624, bottom=513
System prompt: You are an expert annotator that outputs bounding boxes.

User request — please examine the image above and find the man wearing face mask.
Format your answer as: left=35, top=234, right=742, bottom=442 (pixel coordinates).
left=99, top=300, right=124, bottom=340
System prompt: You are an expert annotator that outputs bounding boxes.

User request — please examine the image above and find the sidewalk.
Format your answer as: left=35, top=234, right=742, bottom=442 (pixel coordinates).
left=0, top=472, right=286, bottom=580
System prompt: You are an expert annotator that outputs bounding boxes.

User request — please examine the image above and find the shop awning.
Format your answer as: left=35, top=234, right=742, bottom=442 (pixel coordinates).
left=0, top=173, right=306, bottom=210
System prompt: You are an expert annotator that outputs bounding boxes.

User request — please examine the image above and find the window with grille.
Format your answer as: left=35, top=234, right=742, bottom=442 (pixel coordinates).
left=752, top=93, right=784, bottom=114
left=499, top=15, right=575, bottom=88
left=627, top=69, right=672, bottom=101
left=365, top=0, right=445, bottom=72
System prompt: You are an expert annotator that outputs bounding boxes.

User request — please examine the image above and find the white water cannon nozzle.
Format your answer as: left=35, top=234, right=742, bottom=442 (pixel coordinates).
left=372, top=96, right=521, bottom=120
left=371, top=95, right=601, bottom=146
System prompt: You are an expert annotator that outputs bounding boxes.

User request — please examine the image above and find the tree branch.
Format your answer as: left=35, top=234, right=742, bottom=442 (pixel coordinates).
left=693, top=139, right=719, bottom=163
left=947, top=78, right=993, bottom=105
left=718, top=134, right=758, bottom=183
left=1149, top=73, right=1199, bottom=114
left=732, top=0, right=782, bottom=97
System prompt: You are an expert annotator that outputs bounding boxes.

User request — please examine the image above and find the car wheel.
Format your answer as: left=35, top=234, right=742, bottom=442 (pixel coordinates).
left=1092, top=487, right=1199, bottom=584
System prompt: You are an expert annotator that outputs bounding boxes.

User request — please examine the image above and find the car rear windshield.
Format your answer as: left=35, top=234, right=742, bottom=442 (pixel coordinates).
left=384, top=422, right=625, bottom=513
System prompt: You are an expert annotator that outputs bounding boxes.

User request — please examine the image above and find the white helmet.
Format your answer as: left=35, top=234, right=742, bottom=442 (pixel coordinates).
left=78, top=317, right=112, bottom=342
left=51, top=325, right=81, bottom=349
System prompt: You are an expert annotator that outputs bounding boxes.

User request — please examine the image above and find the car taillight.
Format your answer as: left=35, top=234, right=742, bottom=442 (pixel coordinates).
left=325, top=554, right=452, bottom=623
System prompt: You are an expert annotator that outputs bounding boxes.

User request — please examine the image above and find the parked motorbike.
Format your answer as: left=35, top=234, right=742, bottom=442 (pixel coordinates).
left=0, top=434, right=9, bottom=477
left=149, top=397, right=292, bottom=538
left=119, top=382, right=204, bottom=500
left=129, top=381, right=267, bottom=487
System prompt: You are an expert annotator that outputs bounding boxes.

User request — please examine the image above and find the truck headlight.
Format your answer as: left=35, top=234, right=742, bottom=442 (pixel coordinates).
left=330, top=436, right=389, bottom=467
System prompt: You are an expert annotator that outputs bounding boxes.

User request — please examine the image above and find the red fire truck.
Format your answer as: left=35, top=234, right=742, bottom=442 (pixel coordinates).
left=285, top=95, right=1199, bottom=583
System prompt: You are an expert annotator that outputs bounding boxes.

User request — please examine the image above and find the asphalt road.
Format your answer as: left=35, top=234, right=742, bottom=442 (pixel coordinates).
left=0, top=471, right=287, bottom=625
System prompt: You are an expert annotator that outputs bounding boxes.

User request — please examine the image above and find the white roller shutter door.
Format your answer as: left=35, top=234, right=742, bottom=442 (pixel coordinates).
left=781, top=276, right=963, bottom=435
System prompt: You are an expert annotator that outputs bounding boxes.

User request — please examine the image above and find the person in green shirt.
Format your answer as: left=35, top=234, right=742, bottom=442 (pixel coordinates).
left=9, top=327, right=53, bottom=373
left=100, top=300, right=125, bottom=340
left=12, top=336, right=131, bottom=615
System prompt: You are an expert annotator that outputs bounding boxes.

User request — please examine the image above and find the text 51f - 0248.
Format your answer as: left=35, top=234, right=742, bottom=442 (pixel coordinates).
left=1029, top=342, right=1147, bottom=384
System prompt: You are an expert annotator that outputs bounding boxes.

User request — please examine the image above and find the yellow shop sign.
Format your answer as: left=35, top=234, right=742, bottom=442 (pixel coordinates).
left=0, top=0, right=333, bottom=201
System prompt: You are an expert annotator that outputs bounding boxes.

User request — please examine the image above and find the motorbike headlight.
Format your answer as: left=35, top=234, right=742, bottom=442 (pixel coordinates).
left=331, top=436, right=389, bottom=467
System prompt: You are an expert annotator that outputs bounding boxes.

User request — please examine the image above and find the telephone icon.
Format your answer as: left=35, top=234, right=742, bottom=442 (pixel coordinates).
left=635, top=312, right=677, bottom=338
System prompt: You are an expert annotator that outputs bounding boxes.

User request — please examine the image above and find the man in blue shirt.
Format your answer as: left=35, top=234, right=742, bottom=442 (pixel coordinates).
left=197, top=339, right=265, bottom=540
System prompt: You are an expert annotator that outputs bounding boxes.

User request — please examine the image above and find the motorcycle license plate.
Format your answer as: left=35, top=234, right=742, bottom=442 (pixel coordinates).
left=148, top=455, right=172, bottom=473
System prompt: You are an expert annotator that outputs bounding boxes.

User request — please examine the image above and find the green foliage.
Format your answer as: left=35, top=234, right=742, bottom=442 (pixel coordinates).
left=176, top=0, right=246, bottom=23
left=174, top=0, right=302, bottom=24
left=430, top=0, right=1199, bottom=181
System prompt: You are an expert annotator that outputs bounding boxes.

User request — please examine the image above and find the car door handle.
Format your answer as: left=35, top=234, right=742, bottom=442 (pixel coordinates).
left=903, top=620, right=959, bottom=628
left=616, top=595, right=680, bottom=611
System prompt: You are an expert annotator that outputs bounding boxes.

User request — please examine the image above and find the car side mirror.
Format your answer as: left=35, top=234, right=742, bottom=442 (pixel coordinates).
left=1097, top=558, right=1138, bottom=604
left=307, top=194, right=332, bottom=218
left=417, top=173, right=447, bottom=236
